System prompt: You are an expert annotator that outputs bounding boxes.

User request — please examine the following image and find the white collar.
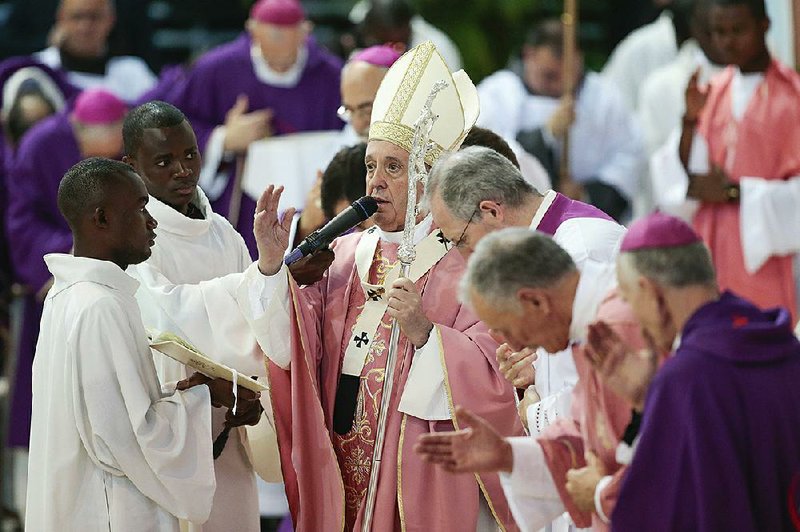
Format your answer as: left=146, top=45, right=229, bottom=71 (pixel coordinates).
left=528, top=190, right=557, bottom=230
left=377, top=214, right=433, bottom=244
left=250, top=43, right=308, bottom=88
left=45, top=253, right=140, bottom=297
left=569, top=261, right=618, bottom=343
left=147, top=188, right=213, bottom=238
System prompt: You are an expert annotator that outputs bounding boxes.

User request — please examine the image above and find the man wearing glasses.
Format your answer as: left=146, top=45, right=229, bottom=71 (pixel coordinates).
left=427, top=145, right=627, bottom=531
left=338, top=45, right=401, bottom=142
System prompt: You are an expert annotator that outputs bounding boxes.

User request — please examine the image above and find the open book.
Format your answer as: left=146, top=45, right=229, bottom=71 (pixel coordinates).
left=150, top=332, right=268, bottom=393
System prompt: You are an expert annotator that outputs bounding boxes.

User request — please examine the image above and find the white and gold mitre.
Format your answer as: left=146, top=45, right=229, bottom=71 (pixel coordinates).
left=368, top=41, right=480, bottom=166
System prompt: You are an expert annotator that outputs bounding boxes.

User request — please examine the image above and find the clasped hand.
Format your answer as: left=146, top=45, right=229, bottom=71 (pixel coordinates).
left=387, top=277, right=432, bottom=348
left=177, top=372, right=263, bottom=428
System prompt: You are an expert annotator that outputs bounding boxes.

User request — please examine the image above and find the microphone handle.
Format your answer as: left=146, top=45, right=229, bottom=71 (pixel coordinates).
left=284, top=230, right=325, bottom=265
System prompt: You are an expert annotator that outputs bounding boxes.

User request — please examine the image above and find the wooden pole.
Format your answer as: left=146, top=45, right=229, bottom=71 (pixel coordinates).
left=559, top=0, right=579, bottom=196
left=793, top=0, right=800, bottom=70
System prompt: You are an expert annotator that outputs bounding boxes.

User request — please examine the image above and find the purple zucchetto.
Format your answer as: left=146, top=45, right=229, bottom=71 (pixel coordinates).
left=71, top=88, right=127, bottom=125
left=249, top=0, right=305, bottom=26
left=621, top=212, right=702, bottom=252
left=350, top=45, right=402, bottom=69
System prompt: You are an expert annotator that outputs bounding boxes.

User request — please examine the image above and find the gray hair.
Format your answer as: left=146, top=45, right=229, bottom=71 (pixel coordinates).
left=460, top=227, right=577, bottom=307
left=426, top=146, right=540, bottom=221
left=620, top=242, right=716, bottom=288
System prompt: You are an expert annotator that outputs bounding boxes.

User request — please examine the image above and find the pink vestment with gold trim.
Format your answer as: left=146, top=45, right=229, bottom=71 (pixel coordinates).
left=268, top=228, right=524, bottom=531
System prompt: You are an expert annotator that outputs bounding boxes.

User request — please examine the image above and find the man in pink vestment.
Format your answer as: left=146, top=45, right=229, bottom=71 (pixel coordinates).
left=415, top=229, right=646, bottom=531
left=242, top=42, right=523, bottom=531
left=678, top=0, right=800, bottom=319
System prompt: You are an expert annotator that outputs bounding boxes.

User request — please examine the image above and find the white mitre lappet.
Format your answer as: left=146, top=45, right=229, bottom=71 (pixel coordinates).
left=368, top=40, right=480, bottom=166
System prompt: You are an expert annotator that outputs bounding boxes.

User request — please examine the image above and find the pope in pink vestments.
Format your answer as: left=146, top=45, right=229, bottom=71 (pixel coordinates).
left=245, top=41, right=523, bottom=531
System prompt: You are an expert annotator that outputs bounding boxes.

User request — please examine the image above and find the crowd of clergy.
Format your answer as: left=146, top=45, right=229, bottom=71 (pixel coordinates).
left=1, top=0, right=800, bottom=530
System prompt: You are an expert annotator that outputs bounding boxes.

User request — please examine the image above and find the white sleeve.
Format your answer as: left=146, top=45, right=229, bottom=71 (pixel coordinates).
left=129, top=261, right=265, bottom=377
left=740, top=175, right=800, bottom=272
left=649, top=128, right=702, bottom=221
left=398, top=325, right=450, bottom=421
left=526, top=386, right=574, bottom=436
left=74, top=299, right=216, bottom=523
left=593, top=94, right=645, bottom=201
left=241, top=262, right=293, bottom=369
left=594, top=475, right=614, bottom=524
left=499, top=437, right=565, bottom=532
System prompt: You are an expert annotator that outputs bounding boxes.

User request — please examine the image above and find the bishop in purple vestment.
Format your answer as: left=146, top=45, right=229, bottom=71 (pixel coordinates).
left=165, top=0, right=343, bottom=256
left=587, top=213, right=800, bottom=531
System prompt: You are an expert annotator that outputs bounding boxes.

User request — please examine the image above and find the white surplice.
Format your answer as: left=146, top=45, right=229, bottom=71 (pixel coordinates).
left=499, top=192, right=625, bottom=532
left=638, top=40, right=720, bottom=155
left=26, top=254, right=215, bottom=532
left=477, top=71, right=644, bottom=202
left=35, top=46, right=157, bottom=102
left=601, top=12, right=678, bottom=112
left=127, top=189, right=271, bottom=532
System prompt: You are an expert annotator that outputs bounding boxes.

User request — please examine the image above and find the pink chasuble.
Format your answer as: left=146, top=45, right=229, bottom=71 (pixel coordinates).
left=267, top=228, right=523, bottom=531
left=695, top=60, right=800, bottom=320
left=537, top=291, right=642, bottom=530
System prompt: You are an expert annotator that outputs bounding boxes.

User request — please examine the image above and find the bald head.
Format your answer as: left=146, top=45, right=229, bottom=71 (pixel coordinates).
left=58, top=157, right=135, bottom=231
left=341, top=61, right=389, bottom=138
left=57, top=0, right=115, bottom=59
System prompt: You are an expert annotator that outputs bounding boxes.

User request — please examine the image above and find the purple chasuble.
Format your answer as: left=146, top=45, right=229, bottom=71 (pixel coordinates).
left=536, top=191, right=613, bottom=236
left=165, top=34, right=344, bottom=257
left=613, top=291, right=800, bottom=531
left=5, top=112, right=79, bottom=447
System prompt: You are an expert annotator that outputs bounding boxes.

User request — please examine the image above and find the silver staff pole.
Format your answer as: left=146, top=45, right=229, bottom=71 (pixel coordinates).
left=360, top=80, right=448, bottom=532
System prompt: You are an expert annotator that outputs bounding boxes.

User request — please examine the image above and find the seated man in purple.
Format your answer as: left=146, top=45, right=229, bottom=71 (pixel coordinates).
left=166, top=0, right=343, bottom=257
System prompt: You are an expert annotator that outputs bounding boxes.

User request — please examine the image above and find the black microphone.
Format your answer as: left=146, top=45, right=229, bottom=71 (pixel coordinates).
left=284, top=196, right=378, bottom=265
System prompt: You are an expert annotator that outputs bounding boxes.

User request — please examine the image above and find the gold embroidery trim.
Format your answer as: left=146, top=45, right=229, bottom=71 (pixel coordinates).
left=435, top=327, right=506, bottom=532
left=384, top=41, right=435, bottom=124
left=397, top=413, right=408, bottom=532
left=369, top=121, right=444, bottom=166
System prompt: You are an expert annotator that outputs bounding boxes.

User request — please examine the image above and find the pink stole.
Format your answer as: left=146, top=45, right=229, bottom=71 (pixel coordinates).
left=269, top=230, right=523, bottom=531
left=538, top=291, right=641, bottom=530
left=696, top=61, right=800, bottom=319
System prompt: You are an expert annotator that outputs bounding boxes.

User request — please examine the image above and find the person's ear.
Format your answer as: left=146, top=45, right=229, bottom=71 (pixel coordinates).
left=121, top=154, right=136, bottom=171
left=518, top=286, right=550, bottom=315
left=93, top=207, right=109, bottom=229
left=478, top=200, right=503, bottom=222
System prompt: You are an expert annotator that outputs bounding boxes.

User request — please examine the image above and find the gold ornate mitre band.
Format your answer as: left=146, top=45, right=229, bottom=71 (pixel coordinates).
left=369, top=121, right=444, bottom=166
left=368, top=40, right=480, bottom=166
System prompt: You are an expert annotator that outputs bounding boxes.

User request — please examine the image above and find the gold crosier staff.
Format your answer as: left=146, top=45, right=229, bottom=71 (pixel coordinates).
left=360, top=80, right=449, bottom=532
left=559, top=0, right=581, bottom=199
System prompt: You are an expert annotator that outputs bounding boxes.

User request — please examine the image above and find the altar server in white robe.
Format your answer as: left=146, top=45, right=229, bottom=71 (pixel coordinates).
left=427, top=147, right=626, bottom=531
left=122, top=101, right=297, bottom=531
left=477, top=19, right=643, bottom=222
left=638, top=0, right=725, bottom=155
left=26, top=157, right=257, bottom=531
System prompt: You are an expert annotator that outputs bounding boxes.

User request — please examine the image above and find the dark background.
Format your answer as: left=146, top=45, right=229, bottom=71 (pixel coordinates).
left=0, top=0, right=666, bottom=82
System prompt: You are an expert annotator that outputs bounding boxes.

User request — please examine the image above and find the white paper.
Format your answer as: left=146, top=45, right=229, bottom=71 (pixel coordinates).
left=241, top=130, right=345, bottom=210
